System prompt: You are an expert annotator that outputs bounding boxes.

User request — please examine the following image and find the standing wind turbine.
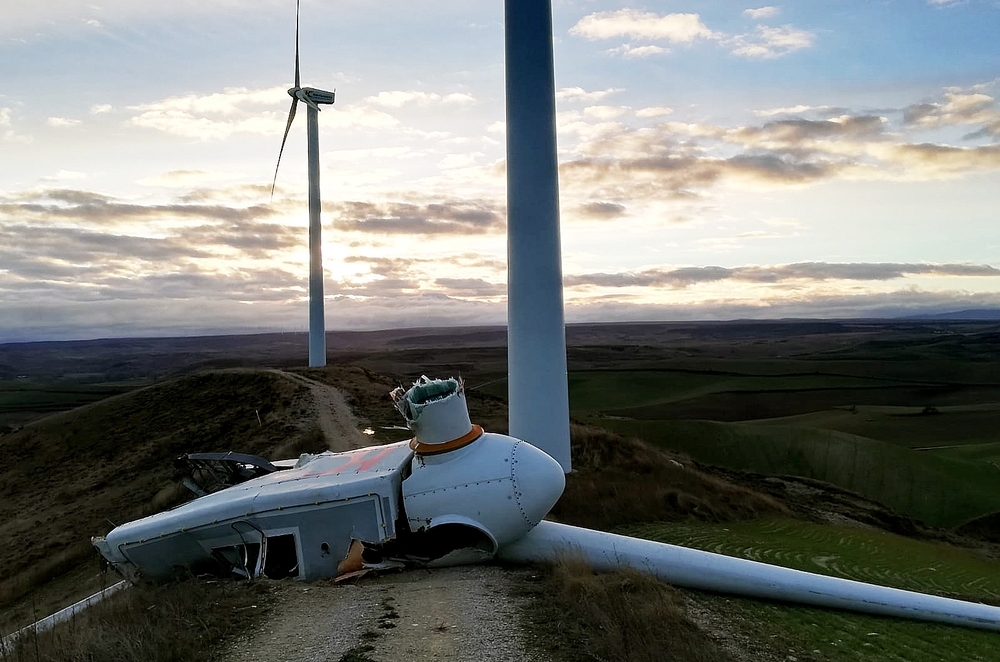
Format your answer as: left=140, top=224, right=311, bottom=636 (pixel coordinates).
left=272, top=0, right=335, bottom=368
left=505, top=0, right=572, bottom=473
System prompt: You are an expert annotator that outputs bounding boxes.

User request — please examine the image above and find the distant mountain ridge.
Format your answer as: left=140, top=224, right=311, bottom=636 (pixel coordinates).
left=900, top=309, right=1000, bottom=321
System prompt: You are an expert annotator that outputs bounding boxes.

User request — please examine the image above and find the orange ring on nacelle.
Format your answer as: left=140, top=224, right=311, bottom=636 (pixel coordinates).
left=410, top=424, right=484, bottom=456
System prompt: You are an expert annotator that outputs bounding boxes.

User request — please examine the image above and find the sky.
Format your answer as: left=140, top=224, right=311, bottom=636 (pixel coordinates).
left=2, top=1, right=1000, bottom=342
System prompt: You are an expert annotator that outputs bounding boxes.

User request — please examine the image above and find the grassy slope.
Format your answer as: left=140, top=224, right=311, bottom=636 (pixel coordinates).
left=0, top=370, right=326, bottom=631
left=597, top=418, right=1000, bottom=528
left=0, top=381, right=134, bottom=428
left=621, top=519, right=1000, bottom=662
left=746, top=405, right=1000, bottom=449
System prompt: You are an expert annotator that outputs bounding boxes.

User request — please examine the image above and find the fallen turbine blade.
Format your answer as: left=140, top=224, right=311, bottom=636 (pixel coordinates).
left=499, top=521, right=1000, bottom=632
left=270, top=98, right=298, bottom=199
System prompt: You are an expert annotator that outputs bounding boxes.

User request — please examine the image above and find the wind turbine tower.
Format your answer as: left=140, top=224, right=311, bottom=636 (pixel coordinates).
left=505, top=0, right=572, bottom=472
left=272, top=0, right=335, bottom=368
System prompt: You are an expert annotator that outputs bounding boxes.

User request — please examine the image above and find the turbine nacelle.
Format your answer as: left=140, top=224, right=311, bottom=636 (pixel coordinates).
left=392, top=377, right=565, bottom=558
left=288, top=86, right=335, bottom=109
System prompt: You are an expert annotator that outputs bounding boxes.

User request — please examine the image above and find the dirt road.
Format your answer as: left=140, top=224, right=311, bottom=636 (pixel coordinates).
left=268, top=370, right=371, bottom=452
left=220, top=565, right=545, bottom=662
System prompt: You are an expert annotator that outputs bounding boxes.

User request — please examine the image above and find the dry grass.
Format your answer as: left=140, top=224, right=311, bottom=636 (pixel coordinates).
left=551, top=424, right=787, bottom=529
left=519, top=559, right=734, bottom=662
left=0, top=370, right=315, bottom=630
left=514, top=425, right=787, bottom=661
left=0, top=544, right=96, bottom=619
left=1, top=580, right=269, bottom=662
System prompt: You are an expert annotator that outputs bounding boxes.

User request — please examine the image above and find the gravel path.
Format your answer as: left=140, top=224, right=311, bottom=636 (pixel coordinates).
left=220, top=565, right=546, bottom=662
left=268, top=370, right=369, bottom=452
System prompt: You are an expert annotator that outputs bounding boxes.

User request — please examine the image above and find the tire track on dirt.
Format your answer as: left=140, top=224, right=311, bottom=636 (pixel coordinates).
left=220, top=566, right=543, bottom=662
left=266, top=370, right=370, bottom=452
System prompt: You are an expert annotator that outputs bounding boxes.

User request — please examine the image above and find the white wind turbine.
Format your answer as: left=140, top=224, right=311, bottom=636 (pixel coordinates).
left=271, top=0, right=335, bottom=368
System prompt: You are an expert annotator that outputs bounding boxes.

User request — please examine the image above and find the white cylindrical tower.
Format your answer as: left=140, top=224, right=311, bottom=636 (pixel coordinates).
left=504, top=0, right=571, bottom=472
left=306, top=104, right=326, bottom=368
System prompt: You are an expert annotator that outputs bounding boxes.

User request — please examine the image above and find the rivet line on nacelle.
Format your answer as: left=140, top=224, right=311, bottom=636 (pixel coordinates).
left=510, top=441, right=535, bottom=526
left=405, top=477, right=510, bottom=498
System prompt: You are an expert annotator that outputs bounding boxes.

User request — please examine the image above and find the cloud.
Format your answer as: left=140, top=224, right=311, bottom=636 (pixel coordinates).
left=562, top=290, right=1000, bottom=326
left=730, top=25, right=815, bottom=58
left=570, top=9, right=813, bottom=60
left=47, top=117, right=81, bottom=127
left=433, top=277, right=505, bottom=298
left=636, top=106, right=674, bottom=119
left=874, top=142, right=1000, bottom=177
left=755, top=104, right=831, bottom=117
left=559, top=142, right=838, bottom=203
left=90, top=104, right=113, bottom=115
left=0, top=185, right=316, bottom=343
left=744, top=7, right=779, bottom=20
left=903, top=91, right=1000, bottom=137
left=40, top=170, right=87, bottom=182
left=731, top=115, right=888, bottom=148
left=1, top=108, right=31, bottom=144
left=570, top=10, right=718, bottom=43
left=579, top=201, right=627, bottom=219
left=0, top=224, right=215, bottom=270
left=556, top=87, right=623, bottom=103
left=582, top=106, right=630, bottom=121
left=333, top=200, right=504, bottom=235
left=553, top=85, right=1000, bottom=206
left=137, top=170, right=241, bottom=188
left=365, top=91, right=476, bottom=108
left=129, top=86, right=398, bottom=140
left=438, top=153, right=482, bottom=170
left=0, top=188, right=276, bottom=225
left=564, top=262, right=1000, bottom=289
left=609, top=44, right=670, bottom=59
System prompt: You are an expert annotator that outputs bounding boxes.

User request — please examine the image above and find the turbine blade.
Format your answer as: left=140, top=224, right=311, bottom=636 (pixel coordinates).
left=270, top=98, right=298, bottom=199
left=294, top=0, right=301, bottom=89
left=500, top=521, right=1000, bottom=632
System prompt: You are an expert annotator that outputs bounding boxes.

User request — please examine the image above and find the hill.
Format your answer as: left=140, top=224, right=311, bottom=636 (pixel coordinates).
left=0, top=367, right=381, bottom=632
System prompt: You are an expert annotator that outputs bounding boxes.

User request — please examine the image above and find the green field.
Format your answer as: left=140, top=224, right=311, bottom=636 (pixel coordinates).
left=622, top=519, right=1000, bottom=661
left=568, top=369, right=889, bottom=413
left=746, top=405, right=1000, bottom=449
left=0, top=380, right=134, bottom=428
left=595, top=418, right=1000, bottom=528
left=566, top=332, right=1000, bottom=530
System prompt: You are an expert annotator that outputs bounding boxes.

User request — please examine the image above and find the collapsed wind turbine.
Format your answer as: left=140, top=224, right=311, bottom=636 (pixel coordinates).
left=271, top=0, right=335, bottom=368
